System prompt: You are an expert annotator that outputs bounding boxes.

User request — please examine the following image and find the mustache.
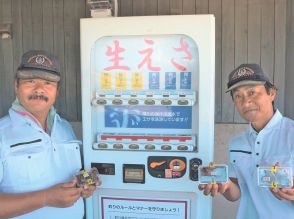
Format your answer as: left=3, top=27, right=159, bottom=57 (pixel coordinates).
left=243, top=108, right=258, bottom=113
left=28, top=94, right=49, bottom=102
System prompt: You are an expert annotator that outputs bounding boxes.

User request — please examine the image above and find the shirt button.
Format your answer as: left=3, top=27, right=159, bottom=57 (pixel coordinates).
left=256, top=153, right=259, bottom=156
left=28, top=156, right=31, bottom=159
left=257, top=141, right=260, bottom=144
left=256, top=164, right=259, bottom=167
left=53, top=148, right=56, bottom=151
left=233, top=160, right=236, bottom=163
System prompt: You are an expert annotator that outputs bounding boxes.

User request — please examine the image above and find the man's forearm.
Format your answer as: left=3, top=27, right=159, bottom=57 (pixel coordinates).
left=0, top=190, right=45, bottom=219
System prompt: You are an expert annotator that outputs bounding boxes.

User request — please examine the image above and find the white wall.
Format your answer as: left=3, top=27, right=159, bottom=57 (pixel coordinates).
left=71, top=122, right=248, bottom=219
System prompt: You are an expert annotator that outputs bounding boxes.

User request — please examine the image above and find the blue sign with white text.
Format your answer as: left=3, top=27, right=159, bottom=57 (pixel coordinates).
left=105, top=106, right=192, bottom=129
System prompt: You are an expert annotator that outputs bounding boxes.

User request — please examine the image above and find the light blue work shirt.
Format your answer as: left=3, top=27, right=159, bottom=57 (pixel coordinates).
left=0, top=109, right=83, bottom=219
left=229, top=110, right=294, bottom=219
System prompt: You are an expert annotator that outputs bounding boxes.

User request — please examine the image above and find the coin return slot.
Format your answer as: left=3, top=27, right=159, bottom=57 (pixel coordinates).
left=123, top=164, right=145, bottom=184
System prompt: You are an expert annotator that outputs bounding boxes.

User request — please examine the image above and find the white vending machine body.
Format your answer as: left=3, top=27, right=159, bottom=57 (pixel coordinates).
left=81, top=15, right=215, bottom=219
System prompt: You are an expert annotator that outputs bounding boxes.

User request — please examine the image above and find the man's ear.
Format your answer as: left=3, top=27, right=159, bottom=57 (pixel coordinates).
left=14, top=80, right=18, bottom=94
left=56, top=84, right=60, bottom=98
left=269, top=88, right=277, bottom=100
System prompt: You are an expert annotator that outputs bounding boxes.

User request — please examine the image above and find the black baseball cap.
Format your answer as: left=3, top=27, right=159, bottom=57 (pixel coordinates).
left=226, top=64, right=272, bottom=92
left=16, top=50, right=61, bottom=82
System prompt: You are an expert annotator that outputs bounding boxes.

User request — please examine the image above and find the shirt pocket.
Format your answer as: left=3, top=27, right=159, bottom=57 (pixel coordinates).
left=3, top=143, right=50, bottom=188
left=56, top=141, right=82, bottom=176
left=230, top=151, right=253, bottom=183
left=261, top=155, right=292, bottom=168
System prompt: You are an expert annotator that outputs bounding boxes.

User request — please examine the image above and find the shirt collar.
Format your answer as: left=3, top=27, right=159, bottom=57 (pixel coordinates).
left=9, top=99, right=57, bottom=134
left=9, top=108, right=36, bottom=127
left=249, top=109, right=282, bottom=135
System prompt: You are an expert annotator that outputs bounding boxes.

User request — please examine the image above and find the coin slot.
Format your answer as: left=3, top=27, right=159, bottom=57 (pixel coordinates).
left=162, top=92, right=169, bottom=97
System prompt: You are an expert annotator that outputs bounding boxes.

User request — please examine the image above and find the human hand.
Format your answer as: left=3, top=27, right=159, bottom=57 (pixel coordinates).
left=198, top=181, right=230, bottom=197
left=43, top=179, right=82, bottom=208
left=269, top=164, right=294, bottom=203
left=271, top=186, right=294, bottom=202
left=80, top=178, right=102, bottom=199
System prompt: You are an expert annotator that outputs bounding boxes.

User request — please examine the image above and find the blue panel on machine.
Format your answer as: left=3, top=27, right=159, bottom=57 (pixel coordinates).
left=105, top=106, right=192, bottom=129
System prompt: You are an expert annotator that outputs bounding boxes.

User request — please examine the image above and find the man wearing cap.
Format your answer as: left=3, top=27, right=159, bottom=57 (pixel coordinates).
left=199, top=64, right=294, bottom=218
left=0, top=50, right=99, bottom=218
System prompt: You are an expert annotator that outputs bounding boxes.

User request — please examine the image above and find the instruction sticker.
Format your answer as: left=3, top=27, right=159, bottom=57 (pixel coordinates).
left=100, top=196, right=189, bottom=219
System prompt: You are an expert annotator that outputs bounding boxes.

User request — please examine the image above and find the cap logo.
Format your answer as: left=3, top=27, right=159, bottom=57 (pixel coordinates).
left=35, top=56, right=45, bottom=65
left=27, top=55, right=53, bottom=69
left=231, top=67, right=254, bottom=80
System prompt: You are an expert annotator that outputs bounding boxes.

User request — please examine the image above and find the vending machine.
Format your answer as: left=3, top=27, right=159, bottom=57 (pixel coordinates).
left=80, top=15, right=215, bottom=219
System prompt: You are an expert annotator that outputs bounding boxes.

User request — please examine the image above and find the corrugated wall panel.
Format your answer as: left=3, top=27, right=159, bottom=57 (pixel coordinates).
left=233, top=0, right=248, bottom=123
left=0, top=0, right=292, bottom=122
left=274, top=0, right=287, bottom=113
left=209, top=0, right=222, bottom=122
left=221, top=0, right=235, bottom=122
left=158, top=0, right=170, bottom=15
left=285, top=0, right=294, bottom=119
left=1, top=0, right=13, bottom=116
left=53, top=0, right=66, bottom=116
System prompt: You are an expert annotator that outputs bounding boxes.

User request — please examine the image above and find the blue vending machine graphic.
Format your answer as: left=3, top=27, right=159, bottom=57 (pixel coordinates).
left=81, top=15, right=215, bottom=219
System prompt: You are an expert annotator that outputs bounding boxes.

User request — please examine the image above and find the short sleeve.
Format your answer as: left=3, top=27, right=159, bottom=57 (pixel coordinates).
left=0, top=157, right=3, bottom=182
left=228, top=151, right=237, bottom=178
left=0, top=139, right=3, bottom=182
